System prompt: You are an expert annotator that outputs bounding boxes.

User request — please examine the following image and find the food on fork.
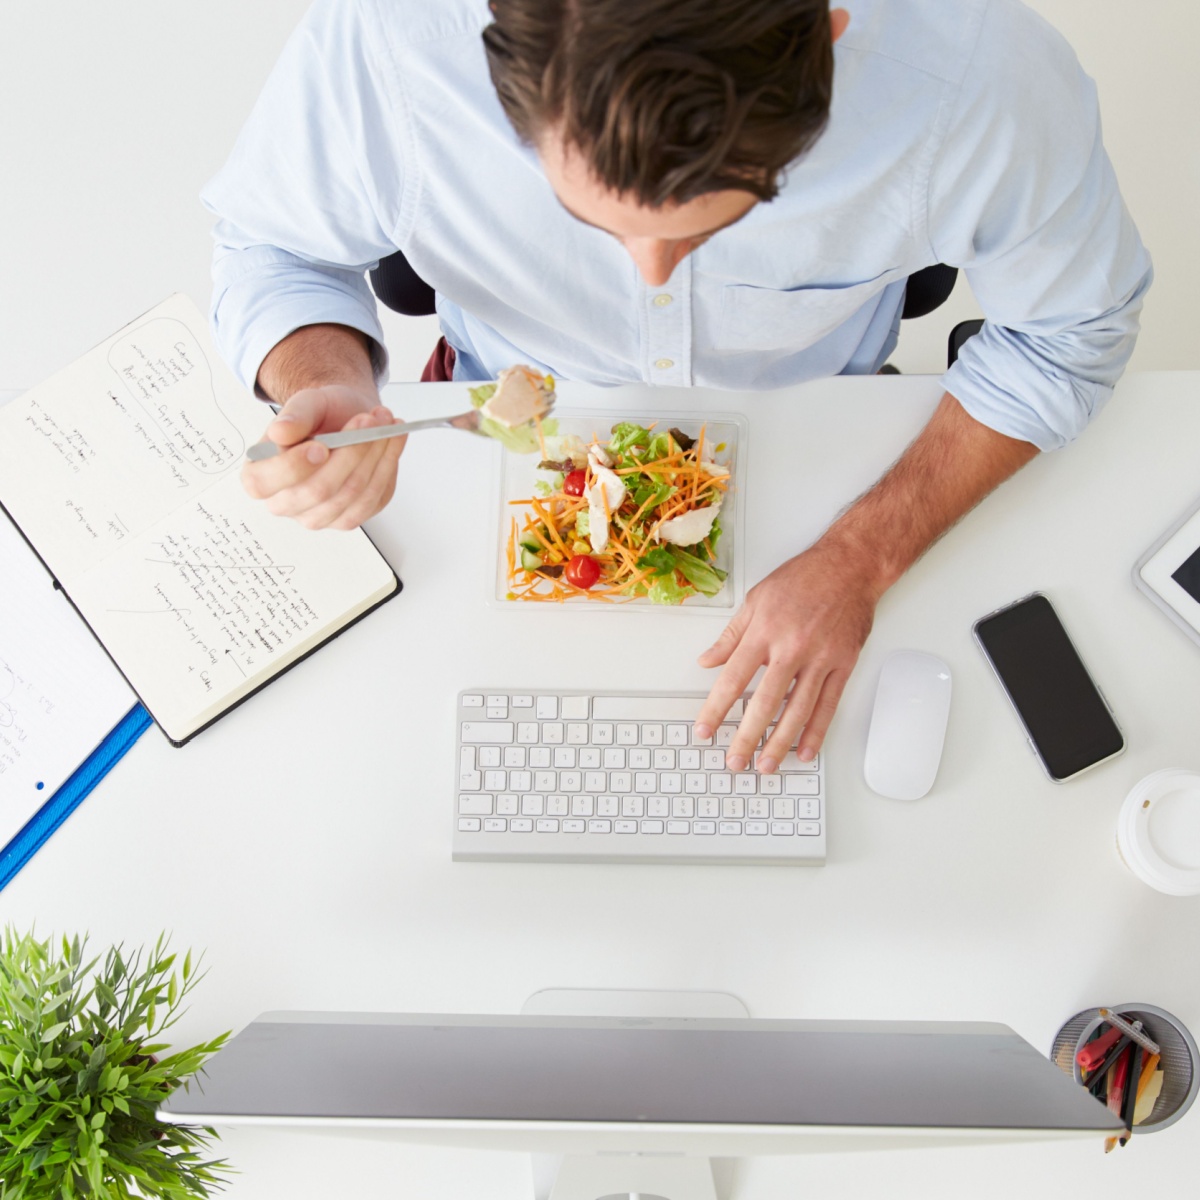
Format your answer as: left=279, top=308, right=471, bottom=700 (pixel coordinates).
left=468, top=365, right=557, bottom=454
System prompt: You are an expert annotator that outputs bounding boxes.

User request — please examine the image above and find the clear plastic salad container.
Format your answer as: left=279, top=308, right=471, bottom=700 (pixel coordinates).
left=492, top=410, right=747, bottom=612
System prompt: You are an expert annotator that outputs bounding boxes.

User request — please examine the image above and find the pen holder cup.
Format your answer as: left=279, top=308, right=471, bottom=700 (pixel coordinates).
left=1051, top=1003, right=1199, bottom=1133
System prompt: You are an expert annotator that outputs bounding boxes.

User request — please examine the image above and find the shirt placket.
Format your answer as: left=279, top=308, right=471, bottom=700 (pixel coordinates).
left=638, top=256, right=693, bottom=386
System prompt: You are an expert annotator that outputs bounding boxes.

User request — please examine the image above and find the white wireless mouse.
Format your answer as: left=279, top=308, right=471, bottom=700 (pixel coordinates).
left=864, top=650, right=952, bottom=800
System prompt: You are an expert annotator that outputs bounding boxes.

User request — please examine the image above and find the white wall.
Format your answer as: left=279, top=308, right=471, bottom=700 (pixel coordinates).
left=1, top=1, right=1195, bottom=387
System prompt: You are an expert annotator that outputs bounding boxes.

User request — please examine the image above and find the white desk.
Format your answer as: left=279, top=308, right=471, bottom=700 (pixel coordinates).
left=6, top=372, right=1199, bottom=1198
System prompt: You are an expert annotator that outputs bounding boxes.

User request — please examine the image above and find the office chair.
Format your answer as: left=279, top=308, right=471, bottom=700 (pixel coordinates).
left=368, top=253, right=980, bottom=368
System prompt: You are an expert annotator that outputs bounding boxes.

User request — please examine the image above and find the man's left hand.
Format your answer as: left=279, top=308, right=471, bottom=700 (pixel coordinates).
left=693, top=537, right=882, bottom=773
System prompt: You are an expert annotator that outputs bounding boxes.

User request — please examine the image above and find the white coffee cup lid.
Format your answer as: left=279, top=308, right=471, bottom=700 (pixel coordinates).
left=1118, top=769, right=1200, bottom=895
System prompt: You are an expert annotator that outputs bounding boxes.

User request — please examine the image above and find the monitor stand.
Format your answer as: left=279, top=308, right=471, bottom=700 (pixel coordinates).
left=519, top=988, right=750, bottom=1200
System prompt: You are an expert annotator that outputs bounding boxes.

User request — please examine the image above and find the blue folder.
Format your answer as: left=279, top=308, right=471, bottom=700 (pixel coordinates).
left=0, top=702, right=152, bottom=892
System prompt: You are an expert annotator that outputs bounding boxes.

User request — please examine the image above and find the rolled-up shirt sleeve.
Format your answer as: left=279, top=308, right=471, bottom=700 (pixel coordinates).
left=929, top=0, right=1152, bottom=451
left=200, top=0, right=405, bottom=392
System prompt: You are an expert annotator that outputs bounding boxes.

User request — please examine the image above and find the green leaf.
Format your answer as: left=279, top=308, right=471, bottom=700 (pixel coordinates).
left=91, top=1111, right=105, bottom=1129
left=182, top=950, right=193, bottom=981
left=42, top=1021, right=69, bottom=1042
left=167, top=974, right=178, bottom=1008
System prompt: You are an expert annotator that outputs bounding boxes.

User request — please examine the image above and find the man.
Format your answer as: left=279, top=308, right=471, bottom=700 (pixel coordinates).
left=203, top=0, right=1150, bottom=776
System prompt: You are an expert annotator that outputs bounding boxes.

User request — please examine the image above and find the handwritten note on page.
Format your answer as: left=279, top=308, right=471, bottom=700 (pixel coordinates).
left=0, top=295, right=397, bottom=743
left=0, top=514, right=133, bottom=835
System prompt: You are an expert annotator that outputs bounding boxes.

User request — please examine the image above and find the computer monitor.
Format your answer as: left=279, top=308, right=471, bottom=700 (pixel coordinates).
left=157, top=1009, right=1121, bottom=1200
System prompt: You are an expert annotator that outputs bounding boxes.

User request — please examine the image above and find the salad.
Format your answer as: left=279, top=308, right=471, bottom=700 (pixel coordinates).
left=469, top=365, right=556, bottom=454
left=505, top=421, right=732, bottom=605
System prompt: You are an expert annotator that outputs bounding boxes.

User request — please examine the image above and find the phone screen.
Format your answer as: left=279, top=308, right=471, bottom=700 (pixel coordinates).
left=974, top=594, right=1123, bottom=780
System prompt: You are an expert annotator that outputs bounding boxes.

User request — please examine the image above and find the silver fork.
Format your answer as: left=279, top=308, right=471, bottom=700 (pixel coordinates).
left=244, top=397, right=555, bottom=462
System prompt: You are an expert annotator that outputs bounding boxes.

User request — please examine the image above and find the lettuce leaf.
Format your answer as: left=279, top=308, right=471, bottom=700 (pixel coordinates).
left=648, top=573, right=695, bottom=605
left=468, top=382, right=557, bottom=454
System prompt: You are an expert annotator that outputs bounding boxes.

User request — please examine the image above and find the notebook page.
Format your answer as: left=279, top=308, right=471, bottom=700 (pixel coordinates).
left=0, top=514, right=134, bottom=838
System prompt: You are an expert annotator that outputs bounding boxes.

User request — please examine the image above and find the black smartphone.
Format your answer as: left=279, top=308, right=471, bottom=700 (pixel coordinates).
left=973, top=592, right=1124, bottom=781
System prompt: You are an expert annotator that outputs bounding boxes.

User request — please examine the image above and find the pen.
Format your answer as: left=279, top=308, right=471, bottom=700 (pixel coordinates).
left=1118, top=1042, right=1143, bottom=1146
left=1086, top=1035, right=1131, bottom=1095
left=1077, top=1025, right=1122, bottom=1073
left=1098, top=1009, right=1161, bottom=1057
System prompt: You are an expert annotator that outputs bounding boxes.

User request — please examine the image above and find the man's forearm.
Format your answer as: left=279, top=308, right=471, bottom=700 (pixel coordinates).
left=256, top=323, right=377, bottom=405
left=821, top=391, right=1040, bottom=597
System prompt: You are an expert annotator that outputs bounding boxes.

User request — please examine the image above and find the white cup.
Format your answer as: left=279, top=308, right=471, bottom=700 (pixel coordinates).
left=1116, top=769, right=1200, bottom=895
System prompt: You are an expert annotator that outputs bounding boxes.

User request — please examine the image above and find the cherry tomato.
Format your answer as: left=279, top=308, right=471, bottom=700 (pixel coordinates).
left=564, top=554, right=601, bottom=590
left=563, top=469, right=587, bottom=496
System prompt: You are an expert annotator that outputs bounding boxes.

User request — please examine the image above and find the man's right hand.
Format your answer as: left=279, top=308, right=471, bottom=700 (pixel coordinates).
left=241, top=384, right=406, bottom=531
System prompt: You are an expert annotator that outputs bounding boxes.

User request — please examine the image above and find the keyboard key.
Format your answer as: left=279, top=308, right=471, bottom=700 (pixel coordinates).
left=641, top=723, right=664, bottom=745
left=722, top=797, right=745, bottom=818
left=485, top=694, right=508, bottom=708
left=772, top=797, right=796, bottom=819
left=640, top=820, right=664, bottom=834
left=797, top=798, right=821, bottom=820
left=522, top=796, right=545, bottom=815
left=735, top=774, right=758, bottom=794
left=679, top=748, right=701, bottom=770
left=597, top=796, right=619, bottom=816
left=617, top=723, right=639, bottom=745
left=462, top=722, right=514, bottom=744
left=666, top=821, right=690, bottom=835
left=635, top=772, right=657, bottom=793
left=529, top=747, right=551, bottom=768
left=534, top=771, right=556, bottom=792
left=660, top=772, right=682, bottom=793
left=797, top=822, right=822, bottom=837
left=691, top=727, right=714, bottom=747
left=543, top=722, right=564, bottom=744
left=462, top=694, right=484, bottom=708
left=478, top=745, right=501, bottom=767
left=584, top=771, right=606, bottom=792
left=579, top=747, right=601, bottom=768
left=561, top=695, right=590, bottom=720
left=771, top=822, right=795, bottom=836
left=783, top=774, right=820, bottom=796
left=509, top=770, right=532, bottom=792
left=536, top=818, right=559, bottom=833
left=759, top=775, right=782, bottom=795
left=486, top=706, right=508, bottom=720
left=562, top=818, right=585, bottom=833
left=517, top=722, right=539, bottom=744
left=536, top=696, right=558, bottom=719
left=709, top=773, right=732, bottom=795
left=458, top=795, right=493, bottom=815
left=603, top=747, right=626, bottom=769
left=716, top=724, right=737, bottom=747
left=504, top=745, right=526, bottom=767
left=718, top=821, right=742, bottom=835
left=672, top=797, right=695, bottom=818
left=593, top=696, right=703, bottom=721
left=588, top=819, right=612, bottom=834
left=684, top=773, right=706, bottom=794
left=696, top=797, right=719, bottom=818
left=652, top=747, right=676, bottom=770
left=745, top=821, right=768, bottom=835
left=591, top=723, right=615, bottom=745
left=560, top=771, right=582, bottom=792
left=458, top=818, right=482, bottom=832
left=647, top=796, right=669, bottom=817
left=629, top=747, right=651, bottom=769
left=621, top=796, right=645, bottom=817
left=693, top=821, right=716, bottom=835
left=571, top=796, right=595, bottom=816
left=780, top=749, right=820, bottom=771
left=484, top=817, right=507, bottom=832
left=666, top=723, right=689, bottom=746
left=496, top=794, right=518, bottom=815
left=747, top=798, right=769, bottom=819
left=546, top=795, right=569, bottom=815
left=702, top=749, right=725, bottom=771
left=614, top=819, right=638, bottom=834
left=567, top=723, right=589, bottom=744
left=610, top=771, right=632, bottom=792
left=511, top=694, right=534, bottom=708
left=510, top=818, right=534, bottom=832
left=553, top=746, right=575, bottom=767
left=484, top=770, right=507, bottom=791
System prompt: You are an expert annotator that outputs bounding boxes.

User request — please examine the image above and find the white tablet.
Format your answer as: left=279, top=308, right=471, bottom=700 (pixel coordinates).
left=1135, top=495, right=1200, bottom=648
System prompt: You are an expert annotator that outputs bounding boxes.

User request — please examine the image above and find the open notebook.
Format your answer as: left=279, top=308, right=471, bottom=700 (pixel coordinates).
left=0, top=295, right=400, bottom=745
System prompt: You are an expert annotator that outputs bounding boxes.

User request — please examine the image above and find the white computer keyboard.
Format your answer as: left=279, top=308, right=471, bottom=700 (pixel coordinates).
left=453, top=690, right=825, bottom=865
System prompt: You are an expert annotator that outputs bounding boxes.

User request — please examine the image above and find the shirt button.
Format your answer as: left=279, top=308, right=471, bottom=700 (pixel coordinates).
left=653, top=294, right=673, bottom=307
left=654, top=358, right=674, bottom=370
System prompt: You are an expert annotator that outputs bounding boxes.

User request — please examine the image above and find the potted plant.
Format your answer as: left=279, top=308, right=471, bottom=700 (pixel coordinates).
left=0, top=928, right=232, bottom=1199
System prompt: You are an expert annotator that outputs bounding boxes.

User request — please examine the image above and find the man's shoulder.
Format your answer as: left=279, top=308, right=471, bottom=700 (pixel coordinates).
left=838, top=0, right=1065, bottom=89
left=357, top=0, right=489, bottom=50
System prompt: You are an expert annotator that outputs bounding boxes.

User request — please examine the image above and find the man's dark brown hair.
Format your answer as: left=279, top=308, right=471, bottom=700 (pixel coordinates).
left=483, top=0, right=834, bottom=207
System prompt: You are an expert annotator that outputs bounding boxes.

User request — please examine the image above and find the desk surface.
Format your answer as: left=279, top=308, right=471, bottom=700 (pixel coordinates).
left=6, top=372, right=1199, bottom=1198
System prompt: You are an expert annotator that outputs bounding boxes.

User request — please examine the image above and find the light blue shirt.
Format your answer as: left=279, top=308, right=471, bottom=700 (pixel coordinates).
left=202, top=0, right=1151, bottom=451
